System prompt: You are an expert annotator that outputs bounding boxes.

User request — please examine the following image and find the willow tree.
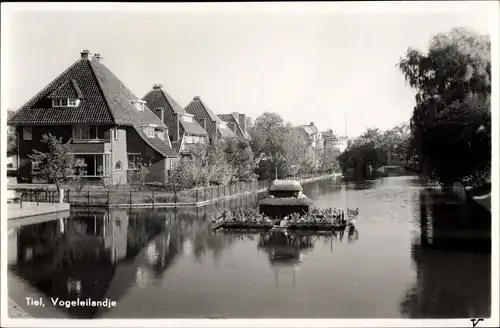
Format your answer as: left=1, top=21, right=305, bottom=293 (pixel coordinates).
left=398, top=28, right=491, bottom=187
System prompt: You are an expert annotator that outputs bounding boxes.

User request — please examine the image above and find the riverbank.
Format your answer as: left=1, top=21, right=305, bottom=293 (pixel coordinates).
left=8, top=174, right=337, bottom=209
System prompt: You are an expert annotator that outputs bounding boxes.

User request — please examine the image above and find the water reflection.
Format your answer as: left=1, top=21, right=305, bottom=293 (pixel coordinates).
left=400, top=189, right=491, bottom=318
left=7, top=177, right=491, bottom=318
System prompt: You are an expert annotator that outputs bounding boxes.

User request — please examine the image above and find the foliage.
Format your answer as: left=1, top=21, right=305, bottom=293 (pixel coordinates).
left=282, top=128, right=316, bottom=175
left=28, top=134, right=81, bottom=191
left=7, top=109, right=17, bottom=157
left=398, top=27, right=491, bottom=186
left=127, top=159, right=152, bottom=191
left=167, top=144, right=234, bottom=190
left=222, top=138, right=259, bottom=182
left=69, top=160, right=88, bottom=193
left=97, top=165, right=114, bottom=191
left=249, top=112, right=288, bottom=156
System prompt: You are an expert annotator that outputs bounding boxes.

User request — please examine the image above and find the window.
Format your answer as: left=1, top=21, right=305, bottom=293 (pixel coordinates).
left=23, top=127, right=32, bottom=141
left=53, top=98, right=79, bottom=107
left=113, top=127, right=118, bottom=141
left=184, top=135, right=193, bottom=144
left=132, top=100, right=146, bottom=111
left=144, top=127, right=155, bottom=138
left=128, top=154, right=140, bottom=170
left=73, top=126, right=104, bottom=141
left=115, top=161, right=122, bottom=170
left=156, top=130, right=165, bottom=141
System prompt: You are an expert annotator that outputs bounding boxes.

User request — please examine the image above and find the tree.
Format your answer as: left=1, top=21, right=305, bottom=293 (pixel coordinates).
left=398, top=27, right=491, bottom=186
left=7, top=110, right=17, bottom=157
left=29, top=134, right=82, bottom=192
left=250, top=112, right=288, bottom=156
left=127, top=159, right=152, bottom=191
left=282, top=128, right=315, bottom=176
left=222, top=138, right=258, bottom=182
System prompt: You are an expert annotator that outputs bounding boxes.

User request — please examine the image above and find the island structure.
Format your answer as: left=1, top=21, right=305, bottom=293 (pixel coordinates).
left=212, top=180, right=355, bottom=232
left=258, top=180, right=314, bottom=221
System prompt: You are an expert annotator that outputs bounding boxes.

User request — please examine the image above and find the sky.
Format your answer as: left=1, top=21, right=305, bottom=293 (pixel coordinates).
left=2, top=2, right=497, bottom=137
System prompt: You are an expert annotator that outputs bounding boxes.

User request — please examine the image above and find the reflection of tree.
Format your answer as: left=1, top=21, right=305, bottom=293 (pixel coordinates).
left=400, top=190, right=491, bottom=318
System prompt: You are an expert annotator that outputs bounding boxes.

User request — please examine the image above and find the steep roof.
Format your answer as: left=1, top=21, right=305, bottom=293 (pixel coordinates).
left=184, top=97, right=222, bottom=141
left=217, top=114, right=245, bottom=139
left=184, top=97, right=221, bottom=124
left=300, top=124, right=319, bottom=136
left=218, top=123, right=236, bottom=139
left=8, top=55, right=166, bottom=129
left=142, top=87, right=207, bottom=137
left=48, top=79, right=83, bottom=99
left=132, top=126, right=178, bottom=158
left=8, top=51, right=176, bottom=159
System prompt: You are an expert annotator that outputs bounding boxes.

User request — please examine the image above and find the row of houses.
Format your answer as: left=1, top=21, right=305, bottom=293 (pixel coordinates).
left=296, top=122, right=348, bottom=157
left=7, top=49, right=347, bottom=185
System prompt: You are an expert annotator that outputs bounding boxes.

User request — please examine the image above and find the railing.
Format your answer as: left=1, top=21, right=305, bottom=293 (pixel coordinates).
left=13, top=172, right=333, bottom=207
left=65, top=180, right=273, bottom=207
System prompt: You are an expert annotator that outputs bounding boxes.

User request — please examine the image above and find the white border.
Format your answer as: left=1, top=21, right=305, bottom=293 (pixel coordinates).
left=1, top=2, right=499, bottom=328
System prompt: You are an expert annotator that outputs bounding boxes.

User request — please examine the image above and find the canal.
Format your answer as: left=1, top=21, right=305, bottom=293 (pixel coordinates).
left=7, top=176, right=491, bottom=319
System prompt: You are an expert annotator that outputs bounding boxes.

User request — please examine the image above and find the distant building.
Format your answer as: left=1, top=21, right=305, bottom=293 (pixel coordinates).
left=321, top=129, right=348, bottom=156
left=298, top=122, right=322, bottom=151
left=217, top=112, right=252, bottom=141
left=142, top=85, right=208, bottom=158
left=7, top=50, right=179, bottom=184
left=184, top=96, right=236, bottom=145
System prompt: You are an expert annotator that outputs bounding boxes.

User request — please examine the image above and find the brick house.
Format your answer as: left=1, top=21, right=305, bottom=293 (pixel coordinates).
left=217, top=112, right=252, bottom=141
left=184, top=96, right=236, bottom=145
left=7, top=50, right=179, bottom=185
left=142, top=84, right=208, bottom=157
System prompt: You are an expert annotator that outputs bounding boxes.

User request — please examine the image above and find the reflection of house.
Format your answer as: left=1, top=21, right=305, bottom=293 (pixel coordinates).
left=7, top=50, right=178, bottom=185
left=184, top=96, right=235, bottom=145
left=322, top=129, right=348, bottom=156
left=142, top=85, right=208, bottom=157
left=217, top=112, right=251, bottom=141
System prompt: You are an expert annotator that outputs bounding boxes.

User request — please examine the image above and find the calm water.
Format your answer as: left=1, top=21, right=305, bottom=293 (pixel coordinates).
left=8, top=176, right=491, bottom=318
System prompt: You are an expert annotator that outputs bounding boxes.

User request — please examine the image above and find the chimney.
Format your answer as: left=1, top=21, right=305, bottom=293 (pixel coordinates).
left=80, top=49, right=91, bottom=60
left=193, top=96, right=200, bottom=101
left=238, top=113, right=246, bottom=134
left=198, top=118, right=207, bottom=131
left=155, top=108, right=164, bottom=122
left=153, top=84, right=163, bottom=90
left=310, top=122, right=314, bottom=126
left=93, top=53, right=103, bottom=62
left=172, top=113, right=180, bottom=142
left=210, top=120, right=218, bottom=145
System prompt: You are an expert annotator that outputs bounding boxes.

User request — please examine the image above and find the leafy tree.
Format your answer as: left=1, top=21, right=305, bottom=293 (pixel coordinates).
left=7, top=109, right=17, bottom=157
left=398, top=27, right=491, bottom=186
left=29, top=134, right=82, bottom=192
left=222, top=138, right=258, bottom=182
left=282, top=127, right=316, bottom=175
left=249, top=112, right=287, bottom=156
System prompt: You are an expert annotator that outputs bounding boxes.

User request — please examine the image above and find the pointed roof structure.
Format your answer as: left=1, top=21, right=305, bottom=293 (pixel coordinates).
left=8, top=50, right=166, bottom=128
left=142, top=85, right=207, bottom=137
left=184, top=96, right=235, bottom=140
left=217, top=113, right=245, bottom=139
left=8, top=50, right=177, bottom=158
left=48, top=79, right=84, bottom=99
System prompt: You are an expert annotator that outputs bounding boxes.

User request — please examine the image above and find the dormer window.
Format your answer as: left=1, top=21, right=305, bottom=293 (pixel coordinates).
left=144, top=127, right=155, bottom=137
left=132, top=100, right=146, bottom=111
left=156, top=130, right=165, bottom=141
left=53, top=98, right=80, bottom=107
